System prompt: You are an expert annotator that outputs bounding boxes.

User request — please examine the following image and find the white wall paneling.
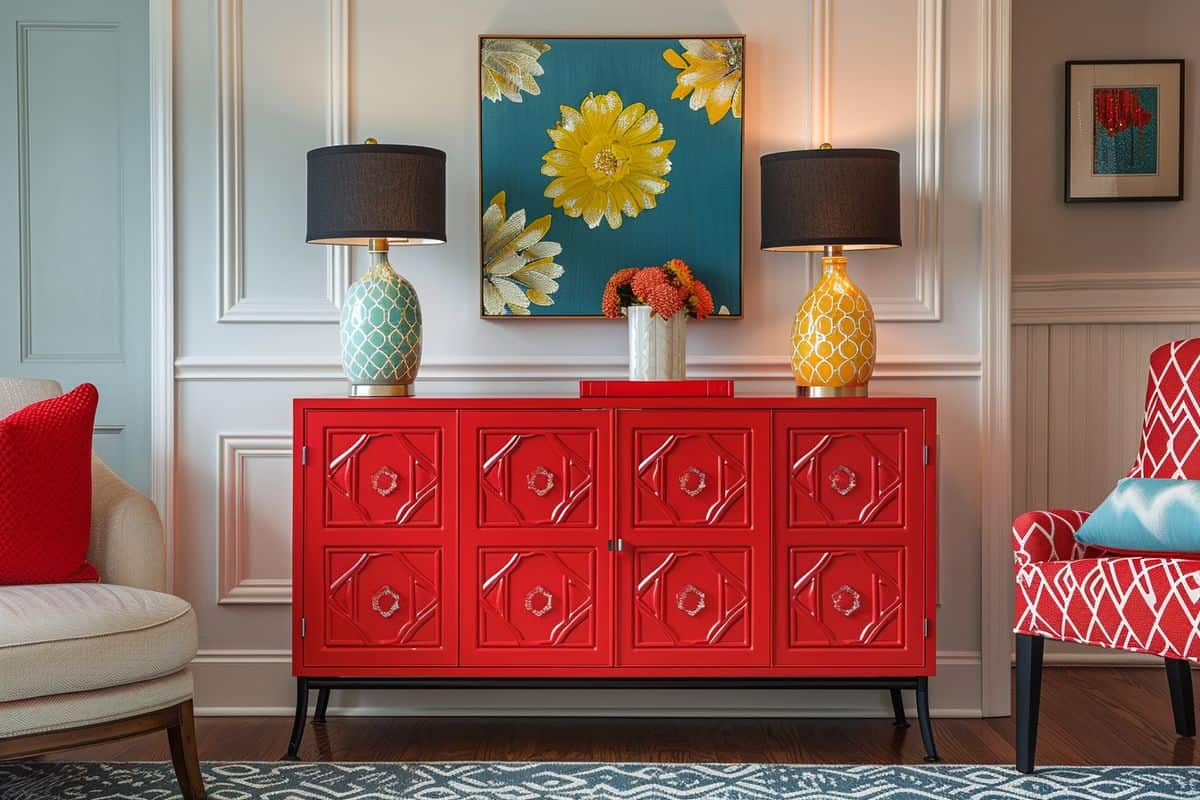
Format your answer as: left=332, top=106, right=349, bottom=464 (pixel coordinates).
left=17, top=21, right=124, bottom=362
left=218, top=434, right=294, bottom=604
left=1013, top=273, right=1200, bottom=324
left=216, top=0, right=349, bottom=322
left=174, top=0, right=1002, bottom=717
left=978, top=0, right=1012, bottom=716
left=808, top=0, right=944, bottom=321
left=150, top=0, right=176, bottom=588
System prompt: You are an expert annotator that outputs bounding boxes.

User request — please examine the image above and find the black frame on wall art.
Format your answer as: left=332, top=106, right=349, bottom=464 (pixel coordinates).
left=1065, top=59, right=1184, bottom=203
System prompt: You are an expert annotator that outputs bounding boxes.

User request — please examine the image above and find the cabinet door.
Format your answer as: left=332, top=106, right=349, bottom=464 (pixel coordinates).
left=773, top=409, right=929, bottom=670
left=299, top=410, right=457, bottom=669
left=617, top=410, right=770, bottom=667
left=460, top=410, right=612, bottom=666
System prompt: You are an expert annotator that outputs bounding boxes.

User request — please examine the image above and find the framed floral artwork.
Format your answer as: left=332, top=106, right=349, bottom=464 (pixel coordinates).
left=1065, top=59, right=1184, bottom=202
left=479, top=35, right=744, bottom=318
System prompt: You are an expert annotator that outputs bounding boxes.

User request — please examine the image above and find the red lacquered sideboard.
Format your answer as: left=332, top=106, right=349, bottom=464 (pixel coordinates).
left=287, top=395, right=938, bottom=760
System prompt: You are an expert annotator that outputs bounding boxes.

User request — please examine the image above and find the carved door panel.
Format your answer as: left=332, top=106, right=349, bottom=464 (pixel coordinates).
left=772, top=409, right=930, bottom=671
left=617, top=411, right=769, bottom=666
left=774, top=544, right=924, bottom=669
left=460, top=411, right=612, bottom=666
left=775, top=410, right=924, bottom=532
left=299, top=410, right=457, bottom=670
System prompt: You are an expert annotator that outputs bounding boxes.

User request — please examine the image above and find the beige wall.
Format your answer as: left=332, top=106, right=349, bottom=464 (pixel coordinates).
left=1012, top=0, right=1198, bottom=277
left=173, top=0, right=1001, bottom=715
left=1011, top=0, right=1200, bottom=664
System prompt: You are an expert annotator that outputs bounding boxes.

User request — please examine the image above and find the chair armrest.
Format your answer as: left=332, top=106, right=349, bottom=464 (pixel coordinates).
left=1012, top=509, right=1091, bottom=568
left=88, top=456, right=167, bottom=591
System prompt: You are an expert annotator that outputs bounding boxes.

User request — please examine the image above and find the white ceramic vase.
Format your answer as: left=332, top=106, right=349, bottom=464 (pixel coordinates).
left=627, top=305, right=686, bottom=381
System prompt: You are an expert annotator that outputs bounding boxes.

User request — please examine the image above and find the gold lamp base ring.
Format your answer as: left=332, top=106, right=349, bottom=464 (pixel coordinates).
left=797, top=384, right=868, bottom=398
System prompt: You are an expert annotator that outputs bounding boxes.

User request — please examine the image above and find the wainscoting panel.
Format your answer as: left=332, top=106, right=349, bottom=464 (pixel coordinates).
left=18, top=22, right=123, bottom=361
left=218, top=434, right=294, bottom=604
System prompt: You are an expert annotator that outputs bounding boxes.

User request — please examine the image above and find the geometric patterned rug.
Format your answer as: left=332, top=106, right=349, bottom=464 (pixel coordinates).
left=1, top=762, right=1199, bottom=800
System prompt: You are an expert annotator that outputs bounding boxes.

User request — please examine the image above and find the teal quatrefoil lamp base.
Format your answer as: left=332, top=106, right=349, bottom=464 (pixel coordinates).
left=306, top=140, right=447, bottom=397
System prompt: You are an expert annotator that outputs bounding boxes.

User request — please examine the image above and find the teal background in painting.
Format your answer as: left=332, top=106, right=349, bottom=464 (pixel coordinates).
left=1093, top=87, right=1158, bottom=175
left=481, top=37, right=743, bottom=316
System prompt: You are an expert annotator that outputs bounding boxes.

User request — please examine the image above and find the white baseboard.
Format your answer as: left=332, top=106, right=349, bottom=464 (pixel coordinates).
left=190, top=650, right=984, bottom=718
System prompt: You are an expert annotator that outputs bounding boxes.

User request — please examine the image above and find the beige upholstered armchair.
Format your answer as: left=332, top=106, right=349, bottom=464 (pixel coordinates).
left=0, top=379, right=205, bottom=799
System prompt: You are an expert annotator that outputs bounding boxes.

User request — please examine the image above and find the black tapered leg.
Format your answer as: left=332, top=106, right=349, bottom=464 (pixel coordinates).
left=915, top=676, right=940, bottom=762
left=1166, top=657, right=1196, bottom=737
left=313, top=688, right=331, bottom=724
left=282, top=678, right=309, bottom=761
left=889, top=688, right=910, bottom=727
left=1016, top=633, right=1044, bottom=774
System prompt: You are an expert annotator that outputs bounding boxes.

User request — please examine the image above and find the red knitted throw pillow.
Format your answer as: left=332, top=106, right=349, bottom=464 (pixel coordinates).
left=0, top=383, right=100, bottom=584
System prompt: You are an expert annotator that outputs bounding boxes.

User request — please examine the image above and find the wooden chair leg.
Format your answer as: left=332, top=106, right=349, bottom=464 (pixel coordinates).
left=1015, top=633, right=1044, bottom=774
left=1166, top=657, right=1196, bottom=737
left=166, top=700, right=206, bottom=800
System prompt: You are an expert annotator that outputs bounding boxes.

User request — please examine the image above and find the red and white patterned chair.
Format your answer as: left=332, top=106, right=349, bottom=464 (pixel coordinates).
left=1013, top=338, right=1200, bottom=772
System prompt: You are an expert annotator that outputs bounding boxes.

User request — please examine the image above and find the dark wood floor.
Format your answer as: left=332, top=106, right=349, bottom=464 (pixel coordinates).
left=48, top=668, right=1198, bottom=765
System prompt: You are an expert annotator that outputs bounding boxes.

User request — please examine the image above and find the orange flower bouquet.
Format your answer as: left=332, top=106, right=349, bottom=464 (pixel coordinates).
left=601, top=259, right=715, bottom=320
left=603, top=259, right=714, bottom=381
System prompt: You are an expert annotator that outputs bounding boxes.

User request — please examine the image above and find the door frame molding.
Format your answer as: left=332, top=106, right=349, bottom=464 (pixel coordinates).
left=149, top=0, right=175, bottom=588
left=979, top=0, right=1013, bottom=717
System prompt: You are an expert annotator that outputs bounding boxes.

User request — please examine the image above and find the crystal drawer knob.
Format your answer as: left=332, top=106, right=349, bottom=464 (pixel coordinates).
left=828, top=465, right=857, bottom=496
left=371, top=585, right=401, bottom=619
left=675, top=583, right=707, bottom=616
left=371, top=465, right=399, bottom=497
left=678, top=466, right=707, bottom=497
left=524, top=585, right=553, bottom=617
left=526, top=466, right=556, bottom=497
left=831, top=584, right=861, bottom=617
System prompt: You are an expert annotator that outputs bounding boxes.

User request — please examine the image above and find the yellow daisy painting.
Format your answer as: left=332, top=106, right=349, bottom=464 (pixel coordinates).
left=480, top=36, right=744, bottom=318
left=663, top=38, right=744, bottom=125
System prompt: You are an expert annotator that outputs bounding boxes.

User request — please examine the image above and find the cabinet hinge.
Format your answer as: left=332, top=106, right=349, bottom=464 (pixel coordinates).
left=607, top=538, right=625, bottom=552
left=301, top=445, right=308, bottom=466
left=923, top=618, right=930, bottom=638
left=922, top=444, right=929, bottom=466
left=300, top=617, right=306, bottom=638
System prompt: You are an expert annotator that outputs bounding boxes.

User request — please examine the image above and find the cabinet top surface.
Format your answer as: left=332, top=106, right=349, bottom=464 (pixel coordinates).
left=294, top=395, right=936, bottom=410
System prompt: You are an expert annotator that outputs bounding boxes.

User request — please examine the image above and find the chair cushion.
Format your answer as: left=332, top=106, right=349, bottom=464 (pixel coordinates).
left=1015, top=556, right=1200, bottom=662
left=0, top=383, right=99, bottom=584
left=0, top=583, right=197, bottom=702
left=1075, top=478, right=1200, bottom=554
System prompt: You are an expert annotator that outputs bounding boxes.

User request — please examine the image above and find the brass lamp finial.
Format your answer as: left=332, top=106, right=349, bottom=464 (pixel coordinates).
left=819, top=142, right=833, bottom=149
left=364, top=137, right=378, bottom=145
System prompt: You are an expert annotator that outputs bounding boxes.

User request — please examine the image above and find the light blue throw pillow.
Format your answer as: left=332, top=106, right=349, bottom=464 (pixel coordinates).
left=1076, top=478, right=1200, bottom=553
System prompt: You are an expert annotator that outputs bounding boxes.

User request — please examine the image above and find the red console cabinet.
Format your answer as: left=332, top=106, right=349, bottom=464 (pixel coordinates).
left=289, top=396, right=938, bottom=760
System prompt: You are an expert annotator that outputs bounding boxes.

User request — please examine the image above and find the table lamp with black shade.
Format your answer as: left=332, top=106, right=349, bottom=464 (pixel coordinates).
left=760, top=145, right=901, bottom=397
left=306, top=140, right=446, bottom=397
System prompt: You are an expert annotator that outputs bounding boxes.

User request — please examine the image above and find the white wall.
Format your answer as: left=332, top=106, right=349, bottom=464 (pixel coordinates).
left=173, top=0, right=1001, bottom=716
left=1011, top=0, right=1200, bottom=664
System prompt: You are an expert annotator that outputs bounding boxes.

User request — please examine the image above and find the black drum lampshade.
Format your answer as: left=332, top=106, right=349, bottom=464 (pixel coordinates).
left=760, top=148, right=901, bottom=251
left=306, top=143, right=447, bottom=246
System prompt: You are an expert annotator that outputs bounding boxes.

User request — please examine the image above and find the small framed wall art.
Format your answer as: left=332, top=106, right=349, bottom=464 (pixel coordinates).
left=1065, top=59, right=1184, bottom=202
left=479, top=35, right=744, bottom=318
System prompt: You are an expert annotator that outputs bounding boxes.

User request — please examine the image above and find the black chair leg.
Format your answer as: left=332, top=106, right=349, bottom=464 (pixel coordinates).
left=282, top=677, right=309, bottom=761
left=314, top=688, right=331, bottom=724
left=889, top=688, right=910, bottom=727
left=1166, top=657, right=1196, bottom=737
left=915, top=676, right=940, bottom=762
left=1016, top=633, right=1044, bottom=774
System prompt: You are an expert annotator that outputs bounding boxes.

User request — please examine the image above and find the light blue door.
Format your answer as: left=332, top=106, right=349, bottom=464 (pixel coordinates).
left=0, top=0, right=150, bottom=493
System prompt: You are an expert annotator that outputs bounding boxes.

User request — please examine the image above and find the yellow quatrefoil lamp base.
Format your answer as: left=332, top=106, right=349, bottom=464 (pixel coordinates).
left=792, top=251, right=876, bottom=397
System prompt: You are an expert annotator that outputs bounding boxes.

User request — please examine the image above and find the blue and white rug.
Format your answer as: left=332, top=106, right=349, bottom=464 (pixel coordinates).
left=1, top=761, right=1199, bottom=800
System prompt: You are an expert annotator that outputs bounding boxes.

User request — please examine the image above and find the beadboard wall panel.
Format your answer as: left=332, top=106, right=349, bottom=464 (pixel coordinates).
left=172, top=0, right=1000, bottom=715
